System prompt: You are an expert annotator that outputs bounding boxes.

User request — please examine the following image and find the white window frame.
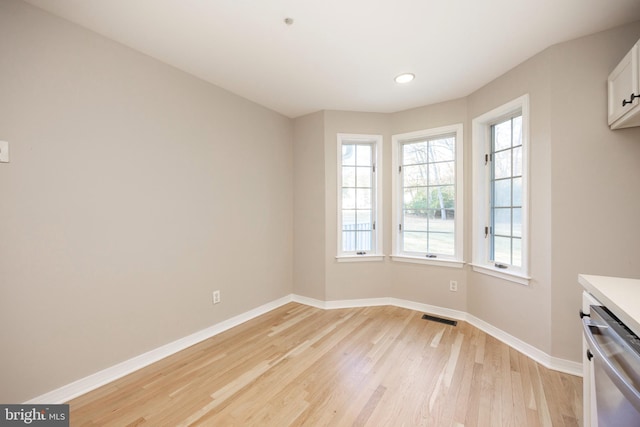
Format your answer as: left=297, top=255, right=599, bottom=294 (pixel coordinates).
left=336, top=133, right=384, bottom=262
left=472, top=94, right=531, bottom=285
left=391, top=124, right=464, bottom=268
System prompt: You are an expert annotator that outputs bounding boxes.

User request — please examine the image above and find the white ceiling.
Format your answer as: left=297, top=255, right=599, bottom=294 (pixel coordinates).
left=23, top=0, right=640, bottom=118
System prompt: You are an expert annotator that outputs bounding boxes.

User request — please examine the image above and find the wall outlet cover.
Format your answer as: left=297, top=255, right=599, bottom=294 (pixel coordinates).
left=0, top=141, right=8, bottom=163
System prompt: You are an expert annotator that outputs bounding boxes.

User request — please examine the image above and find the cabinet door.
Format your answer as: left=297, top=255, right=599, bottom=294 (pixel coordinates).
left=608, top=43, right=638, bottom=126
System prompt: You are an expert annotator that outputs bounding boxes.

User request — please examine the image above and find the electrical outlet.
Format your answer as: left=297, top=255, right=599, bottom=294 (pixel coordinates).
left=212, top=290, right=221, bottom=304
left=449, top=280, right=458, bottom=292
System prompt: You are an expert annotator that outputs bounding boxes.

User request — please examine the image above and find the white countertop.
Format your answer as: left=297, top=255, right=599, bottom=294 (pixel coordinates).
left=579, top=274, right=640, bottom=337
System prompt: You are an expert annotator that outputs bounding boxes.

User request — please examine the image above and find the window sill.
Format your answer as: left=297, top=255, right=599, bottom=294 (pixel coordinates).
left=470, top=264, right=531, bottom=286
left=336, top=255, right=385, bottom=263
left=390, top=255, right=464, bottom=269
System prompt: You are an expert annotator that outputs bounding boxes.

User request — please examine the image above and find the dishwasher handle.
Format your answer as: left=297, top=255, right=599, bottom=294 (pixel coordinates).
left=582, top=317, right=640, bottom=413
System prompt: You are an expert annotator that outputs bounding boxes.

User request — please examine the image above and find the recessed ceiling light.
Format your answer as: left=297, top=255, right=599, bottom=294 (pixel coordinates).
left=395, top=73, right=415, bottom=84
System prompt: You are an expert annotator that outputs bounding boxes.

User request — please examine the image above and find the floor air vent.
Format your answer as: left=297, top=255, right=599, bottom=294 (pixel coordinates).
left=421, top=314, right=457, bottom=326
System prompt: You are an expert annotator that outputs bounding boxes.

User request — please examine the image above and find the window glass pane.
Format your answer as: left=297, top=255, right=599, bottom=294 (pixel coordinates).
left=403, top=231, right=428, bottom=253
left=356, top=188, right=371, bottom=209
left=493, top=120, right=512, bottom=150
left=403, top=164, right=428, bottom=187
left=342, top=144, right=355, bottom=166
left=493, top=208, right=511, bottom=236
left=513, top=208, right=522, bottom=237
left=429, top=233, right=454, bottom=256
left=493, top=236, right=511, bottom=264
left=404, top=210, right=429, bottom=231
left=342, top=210, right=356, bottom=230
left=429, top=161, right=455, bottom=185
left=356, top=210, right=372, bottom=229
left=342, top=231, right=356, bottom=252
left=493, top=179, right=511, bottom=207
left=493, top=150, right=511, bottom=180
left=512, top=238, right=522, bottom=267
left=396, top=128, right=459, bottom=259
left=356, top=231, right=372, bottom=251
left=342, top=166, right=355, bottom=187
left=430, top=186, right=455, bottom=209
left=356, top=166, right=371, bottom=188
left=342, top=188, right=355, bottom=209
left=513, top=177, right=522, bottom=206
left=404, top=187, right=428, bottom=210
left=429, top=138, right=455, bottom=162
left=476, top=103, right=526, bottom=271
left=512, top=116, right=522, bottom=147
left=356, top=144, right=372, bottom=166
left=403, top=141, right=428, bottom=165
left=512, top=146, right=522, bottom=177
left=339, top=137, right=378, bottom=255
left=430, top=210, right=455, bottom=232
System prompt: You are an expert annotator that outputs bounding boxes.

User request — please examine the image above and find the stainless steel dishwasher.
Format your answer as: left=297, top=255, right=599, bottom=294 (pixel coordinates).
left=582, top=304, right=640, bottom=426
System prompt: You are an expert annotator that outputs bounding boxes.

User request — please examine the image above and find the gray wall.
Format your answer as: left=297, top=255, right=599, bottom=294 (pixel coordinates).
left=466, top=36, right=554, bottom=355
left=323, top=111, right=392, bottom=301
left=293, top=104, right=471, bottom=309
left=293, top=21, right=640, bottom=364
left=293, top=112, right=326, bottom=300
left=467, top=20, right=640, bottom=360
left=4, top=0, right=640, bottom=404
left=0, top=0, right=293, bottom=403
left=390, top=100, right=469, bottom=311
left=547, top=25, right=640, bottom=360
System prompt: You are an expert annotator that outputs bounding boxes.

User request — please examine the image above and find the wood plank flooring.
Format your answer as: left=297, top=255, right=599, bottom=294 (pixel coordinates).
left=68, top=303, right=582, bottom=426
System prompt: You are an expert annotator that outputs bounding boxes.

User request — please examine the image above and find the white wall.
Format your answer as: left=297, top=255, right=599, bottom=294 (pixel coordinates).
left=0, top=0, right=293, bottom=403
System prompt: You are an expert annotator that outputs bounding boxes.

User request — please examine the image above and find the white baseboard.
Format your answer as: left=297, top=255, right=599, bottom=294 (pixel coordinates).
left=291, top=295, right=393, bottom=309
left=464, top=313, right=582, bottom=376
left=293, top=294, right=582, bottom=376
left=26, top=292, right=581, bottom=404
left=388, top=298, right=468, bottom=321
left=290, top=294, right=326, bottom=309
left=547, top=356, right=583, bottom=377
left=25, top=295, right=294, bottom=404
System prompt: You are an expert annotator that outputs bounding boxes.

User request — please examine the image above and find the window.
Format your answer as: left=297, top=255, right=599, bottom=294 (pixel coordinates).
left=490, top=115, right=523, bottom=267
left=472, top=95, right=530, bottom=284
left=391, top=124, right=464, bottom=266
left=337, top=134, right=383, bottom=261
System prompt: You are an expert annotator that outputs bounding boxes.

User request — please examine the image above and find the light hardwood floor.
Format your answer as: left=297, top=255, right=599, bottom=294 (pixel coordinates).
left=68, top=303, right=582, bottom=426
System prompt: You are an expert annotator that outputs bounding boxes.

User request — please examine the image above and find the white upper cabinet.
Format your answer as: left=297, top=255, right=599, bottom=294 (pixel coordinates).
left=608, top=39, right=640, bottom=129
